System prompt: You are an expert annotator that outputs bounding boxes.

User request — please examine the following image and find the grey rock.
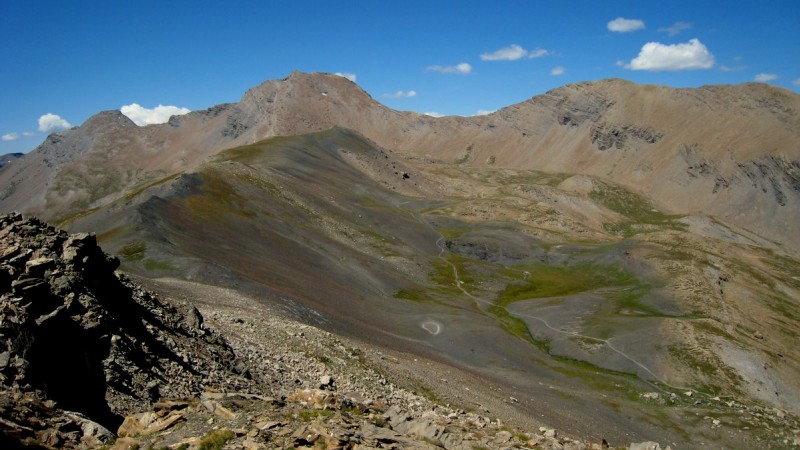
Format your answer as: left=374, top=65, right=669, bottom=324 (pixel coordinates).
left=629, top=442, right=662, bottom=450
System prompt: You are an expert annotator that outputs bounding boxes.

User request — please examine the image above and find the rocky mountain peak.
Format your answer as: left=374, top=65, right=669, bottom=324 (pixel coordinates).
left=239, top=71, right=377, bottom=114
left=82, top=110, right=137, bottom=130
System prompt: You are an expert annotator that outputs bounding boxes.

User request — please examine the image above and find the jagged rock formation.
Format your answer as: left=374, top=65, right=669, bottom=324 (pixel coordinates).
left=0, top=213, right=251, bottom=447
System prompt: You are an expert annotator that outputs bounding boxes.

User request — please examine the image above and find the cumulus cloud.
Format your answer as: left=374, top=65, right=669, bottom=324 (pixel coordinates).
left=625, top=38, right=714, bottom=71
left=426, top=63, right=472, bottom=74
left=38, top=113, right=72, bottom=133
left=551, top=66, right=566, bottom=76
left=659, top=21, right=692, bottom=37
left=2, top=133, right=19, bottom=142
left=424, top=112, right=445, bottom=117
left=754, top=73, right=778, bottom=82
left=120, top=104, right=191, bottom=126
left=383, top=90, right=417, bottom=99
left=334, top=72, right=357, bottom=82
left=608, top=17, right=645, bottom=33
left=475, top=110, right=495, bottom=116
left=479, top=44, right=550, bottom=61
left=794, top=78, right=800, bottom=86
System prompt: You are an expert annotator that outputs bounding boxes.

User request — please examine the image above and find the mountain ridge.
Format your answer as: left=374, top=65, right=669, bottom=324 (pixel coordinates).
left=1, top=72, right=797, bottom=253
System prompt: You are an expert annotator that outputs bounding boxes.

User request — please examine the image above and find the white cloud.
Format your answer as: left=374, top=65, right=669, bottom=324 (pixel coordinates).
left=38, top=113, right=72, bottom=133
left=334, top=72, right=357, bottom=82
left=2, top=133, right=19, bottom=142
left=426, top=63, right=472, bottom=74
left=481, top=44, right=526, bottom=61
left=424, top=112, right=445, bottom=118
left=754, top=73, right=778, bottom=82
left=608, top=17, right=645, bottom=33
left=120, top=103, right=191, bottom=126
left=475, top=110, right=495, bottom=116
left=793, top=78, right=800, bottom=86
left=625, top=38, right=714, bottom=71
left=659, top=21, right=692, bottom=37
left=720, top=65, right=747, bottom=72
left=480, top=44, right=550, bottom=61
left=528, top=48, right=550, bottom=58
left=551, top=66, right=566, bottom=76
left=23, top=131, right=34, bottom=137
left=383, top=90, right=417, bottom=99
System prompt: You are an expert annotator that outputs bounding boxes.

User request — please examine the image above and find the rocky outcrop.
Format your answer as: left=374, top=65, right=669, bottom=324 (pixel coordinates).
left=0, top=213, right=251, bottom=447
left=590, top=122, right=663, bottom=151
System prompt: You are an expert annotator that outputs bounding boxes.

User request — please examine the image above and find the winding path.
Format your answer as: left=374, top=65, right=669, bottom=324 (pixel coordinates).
left=395, top=198, right=712, bottom=399
left=431, top=235, right=705, bottom=396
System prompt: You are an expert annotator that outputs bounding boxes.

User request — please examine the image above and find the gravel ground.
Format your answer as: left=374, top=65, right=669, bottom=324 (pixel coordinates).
left=134, top=276, right=601, bottom=444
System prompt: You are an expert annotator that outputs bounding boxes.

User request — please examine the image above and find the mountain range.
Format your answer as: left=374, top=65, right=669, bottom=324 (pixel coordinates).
left=1, top=71, right=798, bottom=448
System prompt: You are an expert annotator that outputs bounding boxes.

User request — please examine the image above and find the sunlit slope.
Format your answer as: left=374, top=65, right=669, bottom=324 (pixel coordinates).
left=3, top=74, right=797, bottom=253
left=69, top=127, right=800, bottom=446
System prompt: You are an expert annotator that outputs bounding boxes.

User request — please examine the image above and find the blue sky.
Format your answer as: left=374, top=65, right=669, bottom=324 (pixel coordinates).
left=2, top=1, right=799, bottom=153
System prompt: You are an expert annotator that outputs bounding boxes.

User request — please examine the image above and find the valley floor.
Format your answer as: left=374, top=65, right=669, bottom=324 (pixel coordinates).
left=130, top=276, right=798, bottom=449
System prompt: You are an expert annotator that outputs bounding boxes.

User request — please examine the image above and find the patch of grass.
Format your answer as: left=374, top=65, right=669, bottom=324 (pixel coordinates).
left=410, top=382, right=441, bottom=404
left=370, top=415, right=387, bottom=427
left=493, top=169, right=571, bottom=187
left=495, top=262, right=649, bottom=310
left=481, top=261, right=658, bottom=348
left=590, top=181, right=686, bottom=237
left=341, top=404, right=364, bottom=416
left=455, top=144, right=473, bottom=165
left=486, top=301, right=542, bottom=348
left=184, top=169, right=258, bottom=220
left=666, top=344, right=734, bottom=395
left=119, top=241, right=147, bottom=261
left=550, top=356, right=645, bottom=401
left=197, top=429, right=235, bottom=450
left=429, top=253, right=477, bottom=294
left=143, top=259, right=174, bottom=271
left=394, top=289, right=438, bottom=304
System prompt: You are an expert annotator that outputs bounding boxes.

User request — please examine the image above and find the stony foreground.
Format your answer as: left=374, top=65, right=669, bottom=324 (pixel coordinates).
left=0, top=212, right=785, bottom=449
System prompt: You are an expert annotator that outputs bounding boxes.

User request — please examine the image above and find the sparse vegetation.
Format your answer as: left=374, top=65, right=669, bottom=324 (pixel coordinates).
left=143, top=259, right=174, bottom=271
left=455, top=144, right=474, bottom=164
left=197, top=429, right=235, bottom=450
left=299, top=408, right=335, bottom=421
left=119, top=241, right=147, bottom=261
left=589, top=181, right=686, bottom=236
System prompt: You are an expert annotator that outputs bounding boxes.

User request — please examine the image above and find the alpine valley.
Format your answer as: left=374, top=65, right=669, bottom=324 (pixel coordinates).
left=1, top=72, right=799, bottom=449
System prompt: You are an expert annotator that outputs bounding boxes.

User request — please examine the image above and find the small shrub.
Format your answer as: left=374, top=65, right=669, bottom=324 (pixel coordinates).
left=298, top=409, right=334, bottom=421
left=197, top=429, right=235, bottom=450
